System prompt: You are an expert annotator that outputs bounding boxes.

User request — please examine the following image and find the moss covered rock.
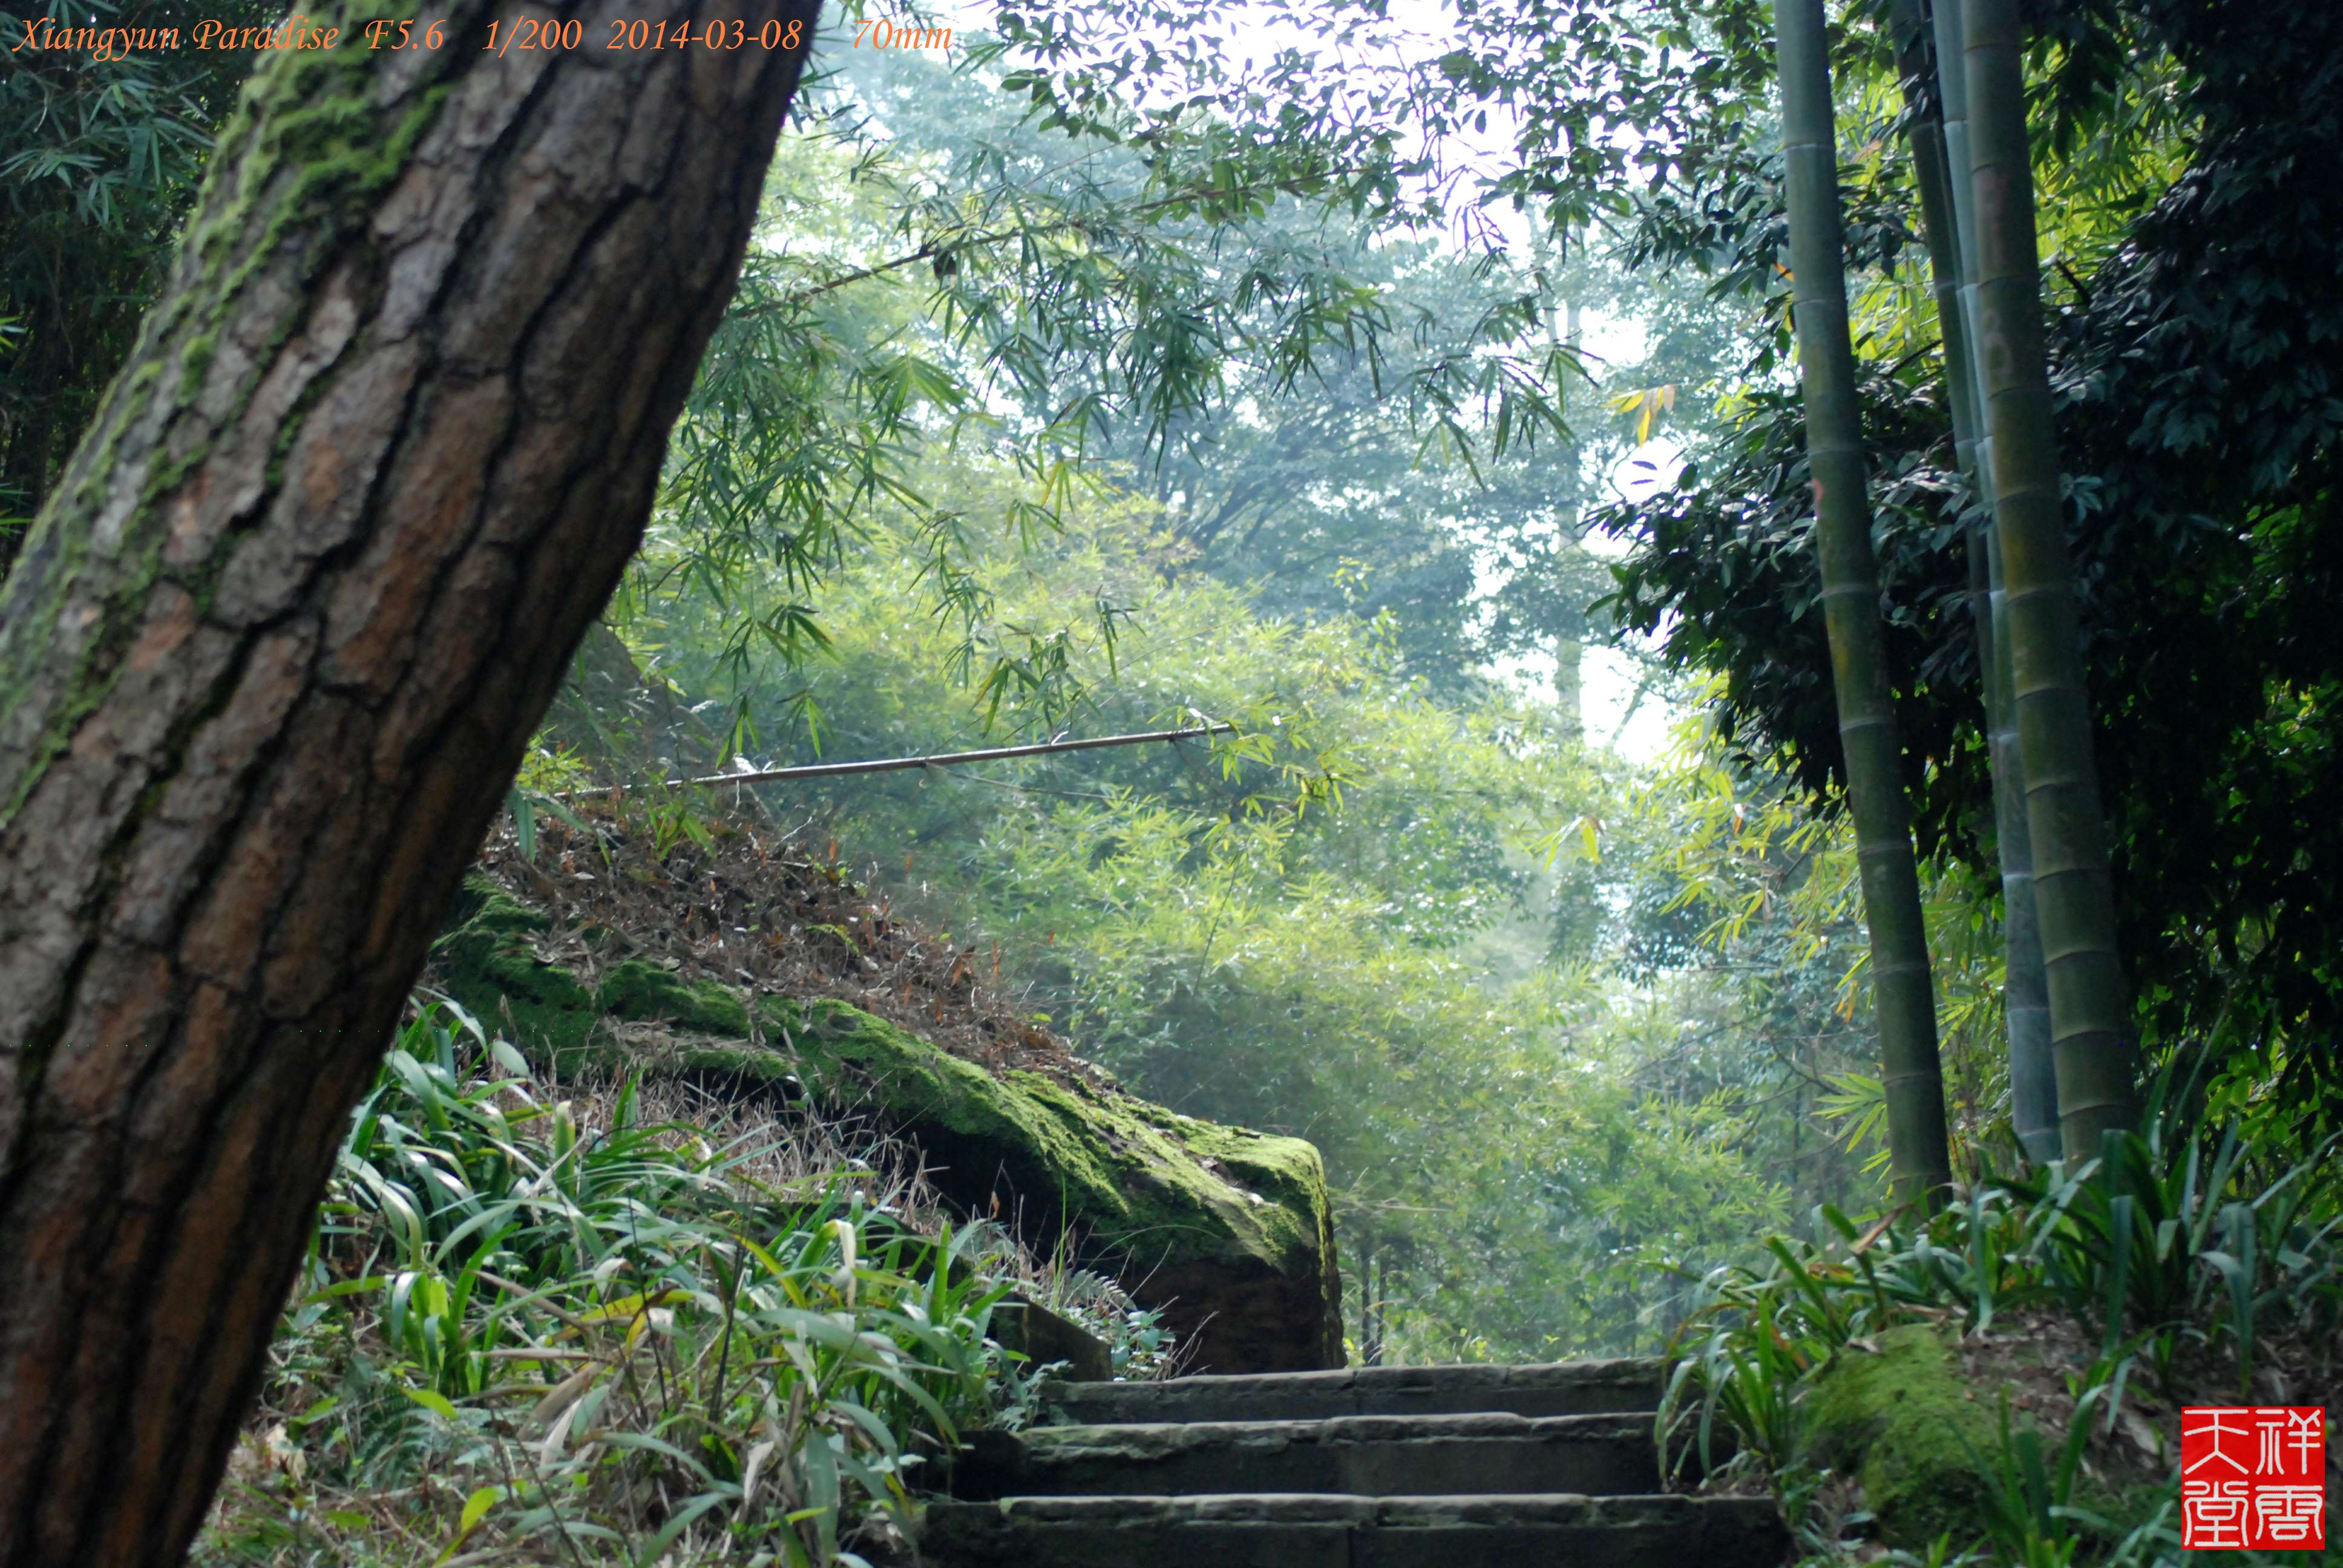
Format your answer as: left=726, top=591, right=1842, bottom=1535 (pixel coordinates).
left=430, top=875, right=1343, bottom=1373
left=428, top=878, right=599, bottom=1044
left=1803, top=1324, right=2010, bottom=1549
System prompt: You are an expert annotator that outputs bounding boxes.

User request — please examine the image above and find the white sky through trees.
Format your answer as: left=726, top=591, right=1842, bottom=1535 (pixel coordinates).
left=897, top=0, right=1686, bottom=757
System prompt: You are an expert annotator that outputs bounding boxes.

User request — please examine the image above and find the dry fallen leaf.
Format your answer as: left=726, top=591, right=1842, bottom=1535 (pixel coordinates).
left=2117, top=1405, right=2164, bottom=1459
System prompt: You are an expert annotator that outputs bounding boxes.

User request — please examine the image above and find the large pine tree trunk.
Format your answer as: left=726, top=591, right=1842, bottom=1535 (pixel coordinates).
left=1774, top=0, right=1951, bottom=1206
left=0, top=3, right=819, bottom=1561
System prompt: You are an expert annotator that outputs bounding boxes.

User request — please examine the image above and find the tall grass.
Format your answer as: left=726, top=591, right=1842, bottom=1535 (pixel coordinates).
left=199, top=998, right=1021, bottom=1568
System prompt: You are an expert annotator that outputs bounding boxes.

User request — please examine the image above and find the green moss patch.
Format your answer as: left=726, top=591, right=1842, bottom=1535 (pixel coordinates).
left=598, top=959, right=752, bottom=1036
left=762, top=996, right=1328, bottom=1278
left=431, top=874, right=597, bottom=1055
left=1804, top=1324, right=2014, bottom=1549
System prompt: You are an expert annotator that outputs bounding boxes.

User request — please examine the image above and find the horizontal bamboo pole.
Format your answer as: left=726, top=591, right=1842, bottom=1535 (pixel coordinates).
left=649, top=723, right=1236, bottom=790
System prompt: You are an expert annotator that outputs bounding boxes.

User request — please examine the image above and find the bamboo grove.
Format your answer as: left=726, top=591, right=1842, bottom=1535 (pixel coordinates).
left=1768, top=0, right=2157, bottom=1194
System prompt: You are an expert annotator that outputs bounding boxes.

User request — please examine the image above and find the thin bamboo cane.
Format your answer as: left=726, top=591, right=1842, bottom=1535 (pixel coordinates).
left=553, top=724, right=1237, bottom=797
left=1964, top=0, right=2139, bottom=1159
left=1775, top=0, right=1953, bottom=1205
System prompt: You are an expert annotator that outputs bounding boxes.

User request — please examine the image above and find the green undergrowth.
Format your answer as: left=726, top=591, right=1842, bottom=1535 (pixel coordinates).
left=1661, top=1057, right=2342, bottom=1568
left=192, top=998, right=1076, bottom=1568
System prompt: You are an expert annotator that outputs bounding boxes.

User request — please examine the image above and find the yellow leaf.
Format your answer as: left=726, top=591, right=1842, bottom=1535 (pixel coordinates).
left=457, top=1486, right=500, bottom=1535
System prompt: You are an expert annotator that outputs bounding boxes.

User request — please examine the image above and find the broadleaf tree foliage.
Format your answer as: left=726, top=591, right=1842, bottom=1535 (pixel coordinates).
left=618, top=26, right=1601, bottom=744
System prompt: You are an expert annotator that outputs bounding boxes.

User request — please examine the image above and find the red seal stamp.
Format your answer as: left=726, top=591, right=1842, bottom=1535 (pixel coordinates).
left=2181, top=1406, right=2328, bottom=1550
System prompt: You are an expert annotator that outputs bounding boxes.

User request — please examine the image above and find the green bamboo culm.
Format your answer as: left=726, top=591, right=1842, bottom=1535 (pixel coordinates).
left=1904, top=0, right=2060, bottom=1165
left=1964, top=0, right=2139, bottom=1159
left=1774, top=0, right=1952, bottom=1206
left=1886, top=0, right=1981, bottom=483
left=1984, top=535, right=2060, bottom=1163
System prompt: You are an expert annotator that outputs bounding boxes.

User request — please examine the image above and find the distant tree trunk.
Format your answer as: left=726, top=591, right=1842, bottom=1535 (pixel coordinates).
left=0, top=3, right=820, bottom=1563
left=1964, top=0, right=2140, bottom=1160
left=1893, top=0, right=2060, bottom=1165
left=1555, top=288, right=1587, bottom=740
left=1554, top=634, right=1585, bottom=737
left=1774, top=0, right=1951, bottom=1206
left=1534, top=228, right=1588, bottom=742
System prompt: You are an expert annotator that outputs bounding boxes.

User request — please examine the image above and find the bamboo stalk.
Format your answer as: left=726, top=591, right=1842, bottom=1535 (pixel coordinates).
left=1984, top=538, right=2060, bottom=1161
left=1886, top=0, right=1981, bottom=482
left=1775, top=0, right=1952, bottom=1205
left=1898, top=0, right=2060, bottom=1164
left=1964, top=0, right=2138, bottom=1159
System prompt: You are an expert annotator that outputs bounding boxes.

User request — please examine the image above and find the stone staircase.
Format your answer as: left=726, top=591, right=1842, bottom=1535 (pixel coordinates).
left=922, top=1359, right=1786, bottom=1566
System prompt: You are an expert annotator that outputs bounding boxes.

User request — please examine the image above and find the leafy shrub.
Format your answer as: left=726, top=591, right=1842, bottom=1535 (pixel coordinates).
left=198, top=998, right=1021, bottom=1568
left=1660, top=1056, right=2341, bottom=1566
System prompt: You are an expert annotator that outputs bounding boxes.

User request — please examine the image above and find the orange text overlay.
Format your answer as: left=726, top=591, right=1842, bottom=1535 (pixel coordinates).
left=11, top=12, right=950, bottom=59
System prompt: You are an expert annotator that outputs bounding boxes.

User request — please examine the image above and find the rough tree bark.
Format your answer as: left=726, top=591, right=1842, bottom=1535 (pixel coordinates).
left=0, top=2, right=821, bottom=1562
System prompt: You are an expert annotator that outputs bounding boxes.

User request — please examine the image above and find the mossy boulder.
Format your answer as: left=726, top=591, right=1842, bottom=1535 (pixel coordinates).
left=430, top=875, right=1343, bottom=1373
left=1803, top=1324, right=2013, bottom=1549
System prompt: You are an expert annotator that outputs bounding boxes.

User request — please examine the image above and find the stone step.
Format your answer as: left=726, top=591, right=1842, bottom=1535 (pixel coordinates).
left=952, top=1411, right=1661, bottom=1500
left=922, top=1491, right=1788, bottom=1568
left=1041, top=1357, right=1664, bottom=1426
